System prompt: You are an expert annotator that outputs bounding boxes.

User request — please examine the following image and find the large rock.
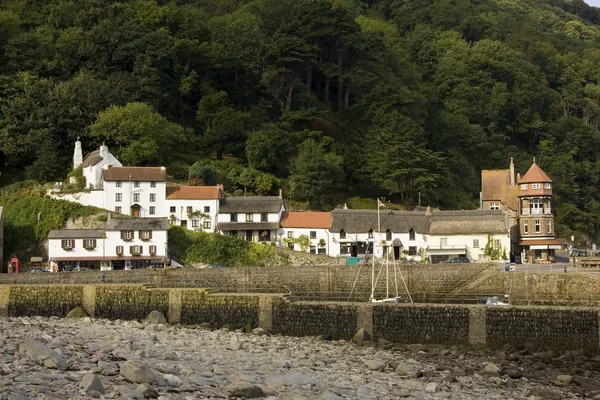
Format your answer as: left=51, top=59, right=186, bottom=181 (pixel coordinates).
left=395, top=362, right=421, bottom=378
left=143, top=311, right=167, bottom=325
left=351, top=328, right=372, bottom=346
left=136, top=383, right=159, bottom=399
left=120, top=361, right=155, bottom=384
left=484, top=362, right=502, bottom=375
left=19, top=339, right=67, bottom=370
left=265, top=372, right=319, bottom=388
left=227, top=382, right=265, bottom=398
left=80, top=374, right=104, bottom=394
left=364, top=360, right=386, bottom=371
left=65, top=306, right=89, bottom=318
left=252, top=327, right=269, bottom=336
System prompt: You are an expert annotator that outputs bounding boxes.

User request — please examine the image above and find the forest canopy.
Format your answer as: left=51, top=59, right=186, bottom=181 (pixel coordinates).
left=1, top=0, right=600, bottom=242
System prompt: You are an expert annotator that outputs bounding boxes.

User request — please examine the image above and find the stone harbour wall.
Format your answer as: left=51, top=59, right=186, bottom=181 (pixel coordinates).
left=373, top=305, right=470, bottom=345
left=486, top=307, right=599, bottom=352
left=271, top=300, right=358, bottom=339
left=179, top=291, right=259, bottom=329
left=1, top=285, right=599, bottom=352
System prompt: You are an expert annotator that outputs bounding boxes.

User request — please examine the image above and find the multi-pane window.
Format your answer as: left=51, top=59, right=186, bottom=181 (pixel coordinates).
left=231, top=213, right=238, bottom=222
left=544, top=183, right=551, bottom=189
left=532, top=183, right=541, bottom=189
left=150, top=194, right=156, bottom=202
left=386, top=230, right=392, bottom=241
left=121, top=231, right=133, bottom=241
left=340, top=230, right=346, bottom=239
left=203, top=221, right=211, bottom=229
left=531, top=198, right=543, bottom=215
left=409, top=229, right=415, bottom=241
left=490, top=202, right=500, bottom=210
left=261, top=213, right=268, bottom=222
left=170, top=206, right=176, bottom=213
left=149, top=206, right=155, bottom=215
left=116, top=181, right=122, bottom=187
left=133, top=193, right=140, bottom=202
left=130, top=245, right=142, bottom=255
left=140, top=231, right=152, bottom=240
left=494, top=239, right=500, bottom=248
left=547, top=220, right=552, bottom=234
left=440, top=238, right=448, bottom=247
left=149, top=245, right=157, bottom=255
left=150, top=181, right=156, bottom=188
left=288, top=231, right=294, bottom=238
left=521, top=184, right=528, bottom=190
left=473, top=239, right=479, bottom=248
left=192, top=220, right=199, bottom=227
left=61, top=239, right=74, bottom=250
left=246, top=213, right=253, bottom=222
left=310, top=246, right=316, bottom=254
left=524, top=221, right=528, bottom=234
left=134, top=181, right=140, bottom=188
left=535, top=219, right=541, bottom=233
left=83, top=239, right=96, bottom=249
left=187, top=206, right=193, bottom=214
left=115, top=206, right=122, bottom=213
left=408, top=246, right=417, bottom=256
left=310, top=231, right=317, bottom=239
left=115, top=193, right=122, bottom=202
left=204, top=206, right=210, bottom=213
left=340, top=244, right=350, bottom=254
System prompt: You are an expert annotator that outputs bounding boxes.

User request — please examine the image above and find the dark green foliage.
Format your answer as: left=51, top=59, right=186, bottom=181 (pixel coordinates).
left=1, top=0, right=600, bottom=241
left=189, top=160, right=218, bottom=185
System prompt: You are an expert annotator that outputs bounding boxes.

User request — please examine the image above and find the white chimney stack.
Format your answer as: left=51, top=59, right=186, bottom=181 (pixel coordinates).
left=73, top=137, right=83, bottom=169
left=509, top=157, right=515, bottom=186
left=99, top=142, right=109, bottom=161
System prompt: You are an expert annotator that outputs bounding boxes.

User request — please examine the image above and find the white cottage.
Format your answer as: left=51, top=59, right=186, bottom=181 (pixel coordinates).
left=48, top=217, right=169, bottom=271
left=73, top=139, right=122, bottom=189
left=280, top=212, right=332, bottom=254
left=217, top=196, right=285, bottom=243
left=165, top=185, right=223, bottom=231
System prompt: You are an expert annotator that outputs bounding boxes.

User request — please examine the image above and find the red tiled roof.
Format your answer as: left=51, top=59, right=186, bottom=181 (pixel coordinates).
left=518, top=163, right=552, bottom=184
left=519, top=239, right=565, bottom=246
left=166, top=186, right=221, bottom=200
left=102, top=167, right=166, bottom=182
left=280, top=212, right=332, bottom=229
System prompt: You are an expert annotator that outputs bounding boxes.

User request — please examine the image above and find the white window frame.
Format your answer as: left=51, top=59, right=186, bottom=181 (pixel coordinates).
left=150, top=181, right=156, bottom=188
left=192, top=220, right=199, bottom=227
left=149, top=245, right=157, bottom=255
left=523, top=221, right=528, bottom=234
left=532, top=183, right=541, bottom=189
left=134, top=181, right=140, bottom=188
left=130, top=245, right=142, bottom=255
left=115, top=193, right=122, bottom=202
left=521, top=184, right=528, bottom=190
left=547, top=219, right=552, bottom=234
left=494, top=239, right=500, bottom=248
left=140, top=231, right=151, bottom=240
left=246, top=213, right=254, bottom=222
left=150, top=193, right=156, bottom=202
left=133, top=193, right=140, bottom=203
left=203, top=221, right=211, bottom=229
left=490, top=202, right=500, bottom=210
left=535, top=219, right=541, bottom=233
left=531, top=198, right=543, bottom=215
left=288, top=231, right=294, bottom=239
left=115, top=206, right=121, bottom=213
left=544, top=183, right=551, bottom=189
left=62, top=239, right=73, bottom=250
left=123, top=231, right=133, bottom=240
left=149, top=206, right=155, bottom=215
left=440, top=238, right=448, bottom=247
left=473, top=239, right=479, bottom=248
left=116, top=181, right=122, bottom=187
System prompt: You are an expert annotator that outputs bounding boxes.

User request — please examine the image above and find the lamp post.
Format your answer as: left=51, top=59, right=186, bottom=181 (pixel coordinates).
left=571, top=235, right=575, bottom=273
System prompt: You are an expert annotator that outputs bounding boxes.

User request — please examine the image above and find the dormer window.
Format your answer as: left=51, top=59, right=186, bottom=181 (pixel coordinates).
left=544, top=183, right=551, bottom=189
left=368, top=229, right=374, bottom=239
left=532, top=183, right=541, bottom=189
left=409, top=229, right=415, bottom=241
left=340, top=230, right=346, bottom=239
left=490, top=202, right=500, bottom=210
left=386, top=229, right=392, bottom=241
left=521, top=184, right=528, bottom=190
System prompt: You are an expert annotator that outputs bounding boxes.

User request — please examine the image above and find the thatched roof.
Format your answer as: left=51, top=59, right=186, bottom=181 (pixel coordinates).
left=82, top=150, right=103, bottom=167
left=218, top=196, right=283, bottom=213
left=429, top=210, right=508, bottom=235
left=330, top=209, right=429, bottom=234
left=106, top=218, right=169, bottom=231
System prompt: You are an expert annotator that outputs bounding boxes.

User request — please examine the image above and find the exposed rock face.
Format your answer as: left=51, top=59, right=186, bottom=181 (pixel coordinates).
left=143, top=310, right=167, bottom=325
left=351, top=328, right=371, bottom=345
left=0, top=317, right=597, bottom=399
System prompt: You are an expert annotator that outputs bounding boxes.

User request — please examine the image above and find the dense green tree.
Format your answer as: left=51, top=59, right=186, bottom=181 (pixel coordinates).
left=189, top=161, right=218, bottom=185
left=245, top=124, right=291, bottom=171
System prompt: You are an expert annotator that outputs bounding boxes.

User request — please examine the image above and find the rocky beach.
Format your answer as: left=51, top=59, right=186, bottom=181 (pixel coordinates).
left=0, top=313, right=596, bottom=399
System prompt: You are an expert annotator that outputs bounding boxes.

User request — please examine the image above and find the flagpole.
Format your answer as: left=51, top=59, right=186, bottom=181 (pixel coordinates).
left=370, top=199, right=378, bottom=302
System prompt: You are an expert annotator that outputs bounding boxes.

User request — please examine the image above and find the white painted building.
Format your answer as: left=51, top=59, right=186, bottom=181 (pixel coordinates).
left=102, top=166, right=167, bottom=218
left=328, top=209, right=429, bottom=260
left=217, top=196, right=285, bottom=242
left=73, top=139, right=122, bottom=189
left=165, top=185, right=223, bottom=231
left=279, top=212, right=332, bottom=254
left=48, top=217, right=169, bottom=271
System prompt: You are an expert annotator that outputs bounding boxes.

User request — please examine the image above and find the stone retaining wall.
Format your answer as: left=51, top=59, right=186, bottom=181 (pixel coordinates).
left=373, top=305, right=470, bottom=345
left=2, top=285, right=599, bottom=352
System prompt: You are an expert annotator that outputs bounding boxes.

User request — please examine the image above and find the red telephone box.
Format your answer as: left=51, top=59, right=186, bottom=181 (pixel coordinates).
left=10, top=257, right=19, bottom=274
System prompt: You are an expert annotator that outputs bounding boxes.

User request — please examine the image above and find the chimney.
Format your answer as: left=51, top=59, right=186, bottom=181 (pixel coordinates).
left=217, top=184, right=224, bottom=198
left=426, top=206, right=431, bottom=215
left=343, top=203, right=348, bottom=209
left=517, top=173, right=521, bottom=182
left=278, top=189, right=283, bottom=199
left=509, top=157, right=515, bottom=186
left=99, top=142, right=109, bottom=161
left=73, top=137, right=83, bottom=169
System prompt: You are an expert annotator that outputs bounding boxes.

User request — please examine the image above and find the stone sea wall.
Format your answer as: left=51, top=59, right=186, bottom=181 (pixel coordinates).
left=0, top=285, right=598, bottom=352
left=373, top=305, right=470, bottom=345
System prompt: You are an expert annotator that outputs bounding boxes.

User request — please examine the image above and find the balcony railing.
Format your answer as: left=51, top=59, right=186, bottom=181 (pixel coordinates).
left=427, top=245, right=468, bottom=250
left=522, top=208, right=552, bottom=215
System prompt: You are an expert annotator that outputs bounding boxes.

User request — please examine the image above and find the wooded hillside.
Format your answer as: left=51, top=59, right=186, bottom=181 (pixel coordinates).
left=1, top=0, right=600, bottom=242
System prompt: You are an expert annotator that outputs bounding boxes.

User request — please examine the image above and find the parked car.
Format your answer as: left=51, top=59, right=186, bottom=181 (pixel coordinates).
left=29, top=268, right=49, bottom=273
left=447, top=257, right=470, bottom=263
left=485, top=296, right=510, bottom=306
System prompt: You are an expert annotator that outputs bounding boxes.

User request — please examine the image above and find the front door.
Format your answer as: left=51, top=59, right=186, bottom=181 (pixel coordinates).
left=131, top=204, right=141, bottom=218
left=246, top=230, right=253, bottom=242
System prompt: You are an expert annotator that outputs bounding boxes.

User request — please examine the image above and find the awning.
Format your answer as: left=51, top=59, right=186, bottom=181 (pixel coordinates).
left=520, top=238, right=564, bottom=250
left=392, top=238, right=403, bottom=247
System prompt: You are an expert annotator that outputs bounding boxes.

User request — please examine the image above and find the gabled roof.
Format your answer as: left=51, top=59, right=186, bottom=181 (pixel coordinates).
left=518, top=163, right=552, bottom=184
left=218, top=196, right=284, bottom=213
left=329, top=209, right=429, bottom=234
left=481, top=169, right=519, bottom=211
left=48, top=229, right=106, bottom=239
left=280, top=212, right=332, bottom=229
left=166, top=185, right=221, bottom=200
left=106, top=218, right=169, bottom=231
left=429, top=210, right=508, bottom=235
left=82, top=150, right=103, bottom=167
left=102, top=167, right=166, bottom=182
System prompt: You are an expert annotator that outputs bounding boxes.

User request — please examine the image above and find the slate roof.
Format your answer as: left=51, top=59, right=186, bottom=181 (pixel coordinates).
left=518, top=163, right=552, bottom=184
left=166, top=185, right=221, bottom=200
left=429, top=210, right=508, bottom=235
left=329, top=209, right=430, bottom=234
left=82, top=150, right=103, bottom=167
left=48, top=229, right=106, bottom=239
left=280, top=212, right=332, bottom=229
left=217, top=222, right=280, bottom=231
left=218, top=196, right=284, bottom=214
left=106, top=218, right=169, bottom=231
left=102, top=167, right=166, bottom=182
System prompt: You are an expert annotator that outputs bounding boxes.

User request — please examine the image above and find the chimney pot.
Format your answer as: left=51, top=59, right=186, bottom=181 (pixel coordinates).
left=426, top=206, right=431, bottom=215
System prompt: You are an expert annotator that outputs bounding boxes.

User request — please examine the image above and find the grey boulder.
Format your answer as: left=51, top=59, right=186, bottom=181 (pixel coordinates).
left=19, top=339, right=67, bottom=370
left=120, top=361, right=155, bottom=384
left=143, top=310, right=167, bottom=325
